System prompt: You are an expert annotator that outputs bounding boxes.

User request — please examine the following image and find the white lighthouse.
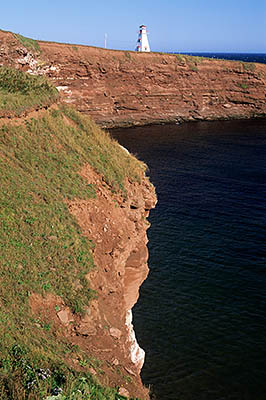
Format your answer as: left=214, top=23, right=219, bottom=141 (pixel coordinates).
left=135, top=25, right=150, bottom=52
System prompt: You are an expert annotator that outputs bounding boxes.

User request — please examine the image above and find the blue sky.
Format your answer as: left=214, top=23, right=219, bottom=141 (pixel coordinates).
left=1, top=0, right=265, bottom=53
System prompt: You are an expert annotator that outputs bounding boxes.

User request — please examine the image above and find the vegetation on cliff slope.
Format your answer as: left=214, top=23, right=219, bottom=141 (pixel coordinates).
left=13, top=33, right=40, bottom=53
left=0, top=66, right=59, bottom=117
left=0, top=70, right=145, bottom=399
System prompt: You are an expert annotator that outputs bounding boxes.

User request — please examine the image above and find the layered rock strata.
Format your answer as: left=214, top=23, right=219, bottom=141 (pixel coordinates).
left=1, top=29, right=266, bottom=128
left=66, top=165, right=156, bottom=398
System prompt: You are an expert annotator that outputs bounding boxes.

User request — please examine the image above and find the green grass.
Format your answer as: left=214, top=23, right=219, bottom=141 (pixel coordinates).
left=175, top=54, right=185, bottom=64
left=0, top=66, right=59, bottom=117
left=13, top=33, right=40, bottom=53
left=185, top=55, right=203, bottom=64
left=0, top=350, right=137, bottom=399
left=189, top=64, right=198, bottom=72
left=0, top=103, right=146, bottom=398
left=174, top=54, right=202, bottom=71
left=237, top=82, right=249, bottom=90
left=60, top=106, right=145, bottom=192
left=241, top=62, right=256, bottom=72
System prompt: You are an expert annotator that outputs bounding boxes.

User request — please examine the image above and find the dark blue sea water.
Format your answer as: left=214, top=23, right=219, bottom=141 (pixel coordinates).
left=178, top=53, right=266, bottom=64
left=112, top=118, right=266, bottom=400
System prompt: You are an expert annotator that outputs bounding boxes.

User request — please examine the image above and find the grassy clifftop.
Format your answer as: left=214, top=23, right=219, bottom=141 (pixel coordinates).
left=0, top=66, right=59, bottom=117
left=0, top=67, right=145, bottom=399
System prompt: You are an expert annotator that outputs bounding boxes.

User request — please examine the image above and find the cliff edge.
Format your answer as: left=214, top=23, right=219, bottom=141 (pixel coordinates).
left=1, top=29, right=266, bottom=127
left=0, top=62, right=156, bottom=399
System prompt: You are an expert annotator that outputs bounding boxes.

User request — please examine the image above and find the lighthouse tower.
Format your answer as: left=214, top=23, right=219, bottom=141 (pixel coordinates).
left=135, top=25, right=150, bottom=52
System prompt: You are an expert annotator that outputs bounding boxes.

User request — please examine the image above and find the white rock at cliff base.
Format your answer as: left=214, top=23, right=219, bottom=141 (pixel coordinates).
left=125, top=310, right=145, bottom=371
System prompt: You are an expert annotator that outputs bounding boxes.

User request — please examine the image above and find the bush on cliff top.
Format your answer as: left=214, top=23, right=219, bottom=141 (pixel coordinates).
left=13, top=33, right=40, bottom=53
left=0, top=104, right=145, bottom=399
left=0, top=66, right=59, bottom=116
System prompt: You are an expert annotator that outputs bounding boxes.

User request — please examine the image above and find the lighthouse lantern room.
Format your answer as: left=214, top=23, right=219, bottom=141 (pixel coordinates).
left=135, top=25, right=150, bottom=52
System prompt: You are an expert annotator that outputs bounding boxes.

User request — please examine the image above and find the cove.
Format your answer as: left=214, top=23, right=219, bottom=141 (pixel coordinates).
left=111, top=119, right=266, bottom=400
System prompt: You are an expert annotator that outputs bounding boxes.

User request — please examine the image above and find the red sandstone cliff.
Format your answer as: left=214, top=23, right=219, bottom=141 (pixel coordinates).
left=6, top=106, right=156, bottom=399
left=1, top=29, right=265, bottom=398
left=1, top=29, right=266, bottom=128
left=65, top=165, right=157, bottom=398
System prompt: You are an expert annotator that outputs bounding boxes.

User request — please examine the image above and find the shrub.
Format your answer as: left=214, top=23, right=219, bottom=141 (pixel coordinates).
left=13, top=33, right=40, bottom=53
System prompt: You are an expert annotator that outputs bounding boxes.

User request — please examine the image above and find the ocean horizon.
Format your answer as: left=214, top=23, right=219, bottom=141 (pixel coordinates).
left=167, top=52, right=266, bottom=64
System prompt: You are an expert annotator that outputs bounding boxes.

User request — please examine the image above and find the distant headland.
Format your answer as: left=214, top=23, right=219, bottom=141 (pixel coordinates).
left=1, top=29, right=266, bottom=128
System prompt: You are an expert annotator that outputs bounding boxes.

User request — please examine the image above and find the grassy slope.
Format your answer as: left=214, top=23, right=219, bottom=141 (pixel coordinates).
left=0, top=66, right=59, bottom=117
left=13, top=33, right=41, bottom=53
left=0, top=67, right=145, bottom=399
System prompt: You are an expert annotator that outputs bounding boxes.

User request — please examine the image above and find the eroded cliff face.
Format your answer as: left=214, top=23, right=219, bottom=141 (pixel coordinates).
left=1, top=29, right=266, bottom=128
left=68, top=166, right=156, bottom=398
left=30, top=163, right=156, bottom=399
